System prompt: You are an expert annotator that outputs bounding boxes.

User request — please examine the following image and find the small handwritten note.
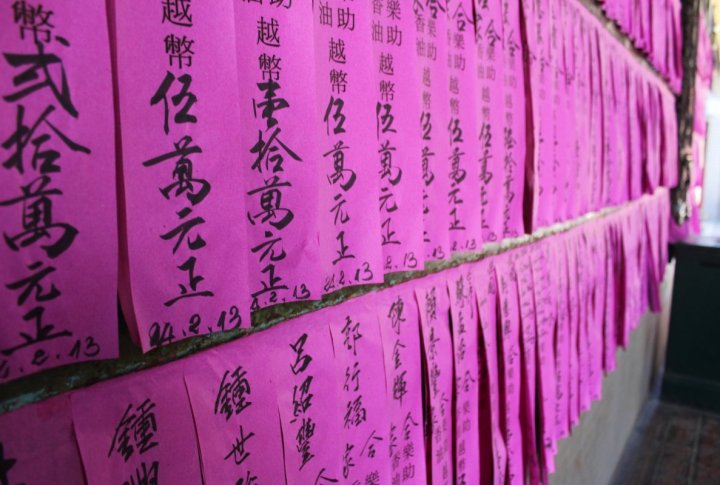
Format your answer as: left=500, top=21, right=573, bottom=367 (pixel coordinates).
left=71, top=363, right=202, bottom=484
left=114, top=0, right=250, bottom=351
left=500, top=0, right=526, bottom=238
left=474, top=0, right=507, bottom=243
left=416, top=276, right=454, bottom=484
left=377, top=285, right=427, bottom=485
left=414, top=0, right=451, bottom=262
left=446, top=0, right=482, bottom=253
left=235, top=0, right=323, bottom=309
left=371, top=0, right=425, bottom=274
left=448, top=267, right=481, bottom=484
left=473, top=260, right=508, bottom=485
left=495, top=253, right=524, bottom=482
left=267, top=312, right=342, bottom=484
left=315, top=0, right=384, bottom=294
left=184, top=340, right=285, bottom=485
left=0, top=0, right=118, bottom=382
left=329, top=297, right=391, bottom=484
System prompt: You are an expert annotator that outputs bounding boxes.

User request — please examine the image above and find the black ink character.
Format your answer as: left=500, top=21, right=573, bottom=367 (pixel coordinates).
left=215, top=365, right=252, bottom=420
left=109, top=399, right=159, bottom=462
left=150, top=72, right=197, bottom=135
left=162, top=0, right=193, bottom=27
left=0, top=175, right=78, bottom=258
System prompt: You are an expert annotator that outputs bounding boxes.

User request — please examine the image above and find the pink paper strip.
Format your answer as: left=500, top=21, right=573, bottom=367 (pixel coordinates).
left=0, top=0, right=118, bottom=382
left=523, top=0, right=555, bottom=230
left=530, top=242, right=558, bottom=474
left=448, top=267, right=481, bottom=485
left=415, top=0, right=452, bottom=261
left=564, top=233, right=581, bottom=427
left=553, top=0, right=571, bottom=223
left=315, top=0, right=384, bottom=294
left=371, top=0, right=425, bottom=274
left=234, top=1, right=323, bottom=309
left=473, top=260, right=508, bottom=485
left=416, top=276, right=454, bottom=485
left=183, top=339, right=285, bottom=485
left=550, top=237, right=570, bottom=438
left=0, top=395, right=85, bottom=484
left=474, top=0, right=506, bottom=243
left=267, top=312, right=342, bottom=484
left=574, top=231, right=591, bottom=413
left=328, top=296, right=391, bottom=484
left=495, top=253, right=524, bottom=483
left=588, top=225, right=607, bottom=401
left=500, top=0, right=527, bottom=238
left=588, top=26, right=603, bottom=212
left=447, top=0, right=482, bottom=253
left=113, top=0, right=250, bottom=351
left=602, top=217, right=618, bottom=373
left=376, top=284, right=427, bottom=484
left=514, top=250, right=541, bottom=483
left=71, top=363, right=202, bottom=484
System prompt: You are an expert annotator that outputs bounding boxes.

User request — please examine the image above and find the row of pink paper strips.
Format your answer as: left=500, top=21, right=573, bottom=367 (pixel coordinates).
left=0, top=188, right=671, bottom=485
left=597, top=0, right=683, bottom=93
left=0, top=0, right=679, bottom=384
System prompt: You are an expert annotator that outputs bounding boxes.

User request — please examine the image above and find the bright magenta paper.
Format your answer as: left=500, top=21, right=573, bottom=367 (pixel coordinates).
left=315, top=0, right=384, bottom=294
left=183, top=339, right=285, bottom=485
left=447, top=0, right=482, bottom=253
left=71, top=363, right=202, bottom=484
left=329, top=296, right=391, bottom=484
left=372, top=0, right=425, bottom=274
left=377, top=284, right=427, bottom=484
left=234, top=0, right=323, bottom=309
left=268, top=312, right=343, bottom=484
left=474, top=0, right=506, bottom=243
left=114, top=0, right=250, bottom=351
left=516, top=250, right=541, bottom=483
left=416, top=276, right=454, bottom=484
left=415, top=0, right=451, bottom=262
left=473, top=260, right=507, bottom=485
left=448, top=267, right=481, bottom=485
left=500, top=0, right=527, bottom=238
left=495, top=253, right=524, bottom=483
left=0, top=0, right=118, bottom=382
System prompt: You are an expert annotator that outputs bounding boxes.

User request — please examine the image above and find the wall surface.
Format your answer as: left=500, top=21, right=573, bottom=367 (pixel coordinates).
left=550, top=261, right=674, bottom=485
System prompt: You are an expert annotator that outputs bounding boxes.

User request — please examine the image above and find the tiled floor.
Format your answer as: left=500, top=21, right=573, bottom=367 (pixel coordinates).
left=612, top=400, right=720, bottom=485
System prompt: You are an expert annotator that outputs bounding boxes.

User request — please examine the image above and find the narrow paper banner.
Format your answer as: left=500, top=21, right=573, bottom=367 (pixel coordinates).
left=71, top=364, right=203, bottom=484
left=473, top=259, right=507, bottom=485
left=114, top=0, right=250, bottom=351
left=267, top=312, right=343, bottom=485
left=371, top=0, right=425, bottom=274
left=447, top=0, right=482, bottom=253
left=416, top=276, right=454, bottom=484
left=376, top=284, right=427, bottom=484
left=494, top=252, right=524, bottom=483
left=530, top=242, right=558, bottom=473
left=474, top=0, right=507, bottom=243
left=315, top=0, right=384, bottom=294
left=0, top=0, right=118, bottom=382
left=415, top=0, right=452, bottom=261
left=500, top=0, right=526, bottom=238
left=515, top=249, right=541, bottom=483
left=448, top=267, right=481, bottom=484
left=184, top=339, right=285, bottom=485
left=235, top=0, right=323, bottom=309
left=328, top=296, right=391, bottom=484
